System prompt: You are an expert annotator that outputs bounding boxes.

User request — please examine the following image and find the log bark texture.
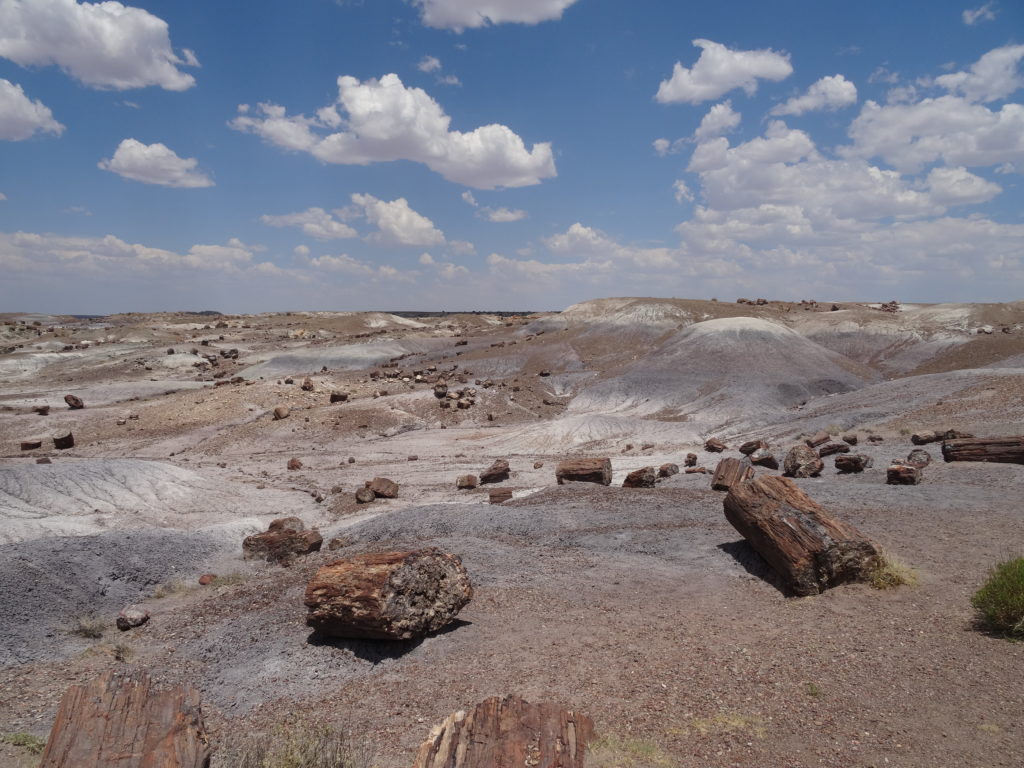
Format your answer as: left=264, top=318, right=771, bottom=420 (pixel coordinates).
left=941, top=436, right=1024, bottom=465
left=711, top=458, right=754, bottom=492
left=305, top=548, right=472, bottom=640
left=39, top=670, right=210, bottom=768
left=489, top=488, right=513, bottom=504
left=723, top=475, right=880, bottom=596
left=412, top=695, right=594, bottom=768
left=555, top=458, right=612, bottom=486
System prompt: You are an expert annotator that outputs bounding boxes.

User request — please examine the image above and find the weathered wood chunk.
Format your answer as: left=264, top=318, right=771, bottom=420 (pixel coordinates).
left=489, top=488, right=513, bottom=504
left=555, top=458, right=612, bottom=486
left=272, top=405, right=290, bottom=420
left=286, top=457, right=302, bottom=470
left=480, top=459, right=510, bottom=484
left=412, top=695, right=594, bottom=768
left=711, top=457, right=754, bottom=491
left=783, top=445, right=823, bottom=478
left=355, top=486, right=376, bottom=504
left=52, top=430, right=75, bottom=450
left=818, top=442, right=851, bottom=458
left=658, top=463, right=679, bottom=478
left=20, top=438, right=43, bottom=451
left=243, top=518, right=322, bottom=564
left=684, top=466, right=707, bottom=474
left=739, top=439, right=768, bottom=456
left=805, top=431, right=830, bottom=448
left=905, top=448, right=931, bottom=468
left=723, top=475, right=881, bottom=596
left=622, top=466, right=657, bottom=488
left=368, top=477, right=399, bottom=498
left=330, top=391, right=348, bottom=403
left=913, top=429, right=974, bottom=445
left=886, top=463, right=922, bottom=485
left=942, top=436, right=1024, bottom=465
left=684, top=453, right=698, bottom=467
left=748, top=448, right=779, bottom=469
left=456, top=474, right=479, bottom=489
left=842, top=434, right=858, bottom=446
left=39, top=670, right=210, bottom=768
left=835, top=454, right=873, bottom=473
left=704, top=438, right=727, bottom=453
left=304, top=548, right=472, bottom=640
left=63, top=394, right=84, bottom=410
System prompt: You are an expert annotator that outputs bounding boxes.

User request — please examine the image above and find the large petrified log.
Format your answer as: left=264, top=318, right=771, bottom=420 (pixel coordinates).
left=39, top=670, right=210, bottom=768
left=723, top=475, right=880, bottom=596
left=555, top=458, right=612, bottom=485
left=412, top=695, right=594, bottom=768
left=305, top=548, right=472, bottom=640
left=710, top=457, right=754, bottom=492
left=941, top=436, right=1024, bottom=465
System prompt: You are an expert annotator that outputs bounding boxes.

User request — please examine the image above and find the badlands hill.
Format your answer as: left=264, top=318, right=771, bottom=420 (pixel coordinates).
left=1, top=297, right=1022, bottom=767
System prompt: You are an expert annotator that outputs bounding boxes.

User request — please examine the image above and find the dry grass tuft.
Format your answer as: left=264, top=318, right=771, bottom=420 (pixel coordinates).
left=868, top=553, right=919, bottom=590
left=587, top=733, right=675, bottom=768
left=228, top=723, right=368, bottom=768
left=68, top=615, right=105, bottom=639
left=1, top=732, right=46, bottom=755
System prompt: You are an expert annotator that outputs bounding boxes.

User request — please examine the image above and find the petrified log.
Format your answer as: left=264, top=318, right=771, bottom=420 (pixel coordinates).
left=684, top=453, right=698, bottom=467
left=555, top=458, right=612, bottom=486
left=304, top=548, right=472, bottom=639
left=20, top=438, right=43, bottom=451
left=942, top=436, right=1024, bottom=465
left=489, top=488, right=513, bottom=504
left=658, top=463, right=679, bottom=478
left=456, top=474, right=478, bottom=489
left=739, top=439, right=768, bottom=456
left=818, top=442, right=851, bottom=458
left=412, top=695, right=594, bottom=768
left=723, top=476, right=880, bottom=596
left=912, top=429, right=973, bottom=446
left=685, top=466, right=707, bottom=474
left=243, top=518, right=322, bottom=564
left=704, top=438, right=727, bottom=453
left=835, top=454, right=873, bottom=473
left=886, top=463, right=921, bottom=485
left=805, top=431, right=830, bottom=448
left=910, top=430, right=938, bottom=445
left=711, top=458, right=754, bottom=492
left=748, top=448, right=779, bottom=470
left=480, top=459, right=510, bottom=484
left=63, top=394, right=84, bottom=409
left=39, top=670, right=210, bottom=768
left=783, top=445, right=822, bottom=478
left=330, top=391, right=348, bottom=403
left=905, top=448, right=931, bottom=468
left=368, top=477, right=399, bottom=498
left=622, top=466, right=657, bottom=488
left=52, top=430, right=75, bottom=450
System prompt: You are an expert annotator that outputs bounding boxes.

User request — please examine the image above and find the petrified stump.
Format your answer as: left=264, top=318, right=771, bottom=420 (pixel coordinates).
left=723, top=475, right=880, bottom=596
left=39, top=670, right=210, bottom=768
left=489, top=488, right=513, bottom=504
left=63, top=394, right=84, bottom=409
left=456, top=474, right=479, bottom=489
left=711, top=457, right=754, bottom=492
left=412, top=695, right=594, bottom=768
left=835, top=454, right=873, bottom=473
left=480, top=459, right=510, bottom=484
left=622, top=466, right=657, bottom=488
left=243, top=517, right=322, bottom=564
left=805, top=431, right=830, bottom=448
left=783, top=445, right=822, bottom=478
left=704, top=438, right=727, bottom=453
left=368, top=477, right=399, bottom=498
left=20, top=438, right=43, bottom=451
left=905, top=448, right=931, bottom=468
left=684, top=453, right=698, bottom=467
left=658, top=463, right=679, bottom=478
left=304, top=548, right=472, bottom=640
left=52, top=430, right=75, bottom=450
left=555, top=458, right=612, bottom=486
left=942, top=436, right=1024, bottom=465
left=818, top=442, right=851, bottom=458
left=887, top=463, right=921, bottom=485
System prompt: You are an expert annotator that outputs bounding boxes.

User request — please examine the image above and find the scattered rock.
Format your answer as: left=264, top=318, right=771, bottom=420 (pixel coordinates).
left=480, top=459, right=510, bottom=484
left=328, top=535, right=353, bottom=550
left=739, top=439, right=768, bottom=455
left=783, top=445, right=823, bottom=478
left=64, top=394, right=84, bottom=409
left=836, top=454, right=873, bottom=473
left=842, top=434, right=859, bottom=446
left=116, top=606, right=150, bottom=632
left=906, top=448, right=932, bottom=468
left=623, top=466, right=657, bottom=488
left=368, top=477, right=399, bottom=498
left=34, top=405, right=50, bottom=416
left=685, top=466, right=707, bottom=474
left=704, top=438, right=727, bottom=453
left=273, top=405, right=290, bottom=420
left=300, top=377, right=314, bottom=391
left=355, top=487, right=376, bottom=504
left=287, top=457, right=302, bottom=470
left=658, top=463, right=679, bottom=478
left=242, top=517, right=322, bottom=563
left=805, top=431, right=830, bottom=448
left=887, top=463, right=921, bottom=485
left=749, top=448, right=779, bottom=469
left=347, top=456, right=356, bottom=464
left=329, top=391, right=349, bottom=403
left=684, top=453, right=698, bottom=467
left=818, top=442, right=851, bottom=458
left=867, top=434, right=884, bottom=443
left=198, top=574, right=216, bottom=586
left=533, top=461, right=544, bottom=469
left=456, top=474, right=479, bottom=489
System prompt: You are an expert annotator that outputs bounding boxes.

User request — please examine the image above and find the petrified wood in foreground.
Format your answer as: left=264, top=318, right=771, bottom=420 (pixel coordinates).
left=412, top=695, right=594, bottom=768
left=941, top=436, right=1024, bottom=465
left=723, top=475, right=880, bottom=596
left=52, top=430, right=75, bottom=450
left=39, top=670, right=210, bottom=768
left=710, top=457, right=754, bottom=492
left=305, top=548, right=472, bottom=640
left=555, top=458, right=612, bottom=485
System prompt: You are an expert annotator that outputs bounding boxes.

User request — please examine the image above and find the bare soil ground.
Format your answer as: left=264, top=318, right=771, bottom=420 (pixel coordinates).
left=1, top=299, right=1023, bottom=767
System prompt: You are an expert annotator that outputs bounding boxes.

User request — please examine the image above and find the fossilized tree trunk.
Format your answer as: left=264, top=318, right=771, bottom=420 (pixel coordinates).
left=942, top=436, right=1024, bottom=464
left=412, top=695, right=594, bottom=768
left=39, top=670, right=210, bottom=768
left=723, top=475, right=880, bottom=596
left=554, top=458, right=612, bottom=485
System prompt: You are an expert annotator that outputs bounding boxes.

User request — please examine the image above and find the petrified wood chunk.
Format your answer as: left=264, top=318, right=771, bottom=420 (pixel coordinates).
left=368, top=477, right=399, bottom=498
left=783, top=445, right=823, bottom=478
left=304, top=548, right=472, bottom=640
left=842, top=434, right=858, bottom=445
left=805, top=431, right=830, bottom=448
left=835, top=454, right=873, bottom=473
left=622, top=466, right=657, bottom=488
left=711, top=457, right=754, bottom=492
left=412, top=695, right=594, bottom=768
left=456, top=474, right=479, bottom=489
left=905, top=448, right=931, bottom=468
left=243, top=518, right=322, bottom=564
left=273, top=405, right=290, bottom=420
left=39, top=670, right=210, bottom=768
left=748, top=448, right=779, bottom=469
left=52, top=430, right=75, bottom=450
left=818, top=442, right=851, bottom=458
left=330, top=391, right=348, bottom=403
left=355, top=486, right=376, bottom=504
left=63, top=394, right=84, bottom=409
left=886, top=463, right=921, bottom=485
left=286, top=457, right=302, bottom=470
left=739, top=439, right=768, bottom=456
left=555, top=458, right=612, bottom=485
left=704, top=438, right=727, bottom=453
left=685, top=466, right=707, bottom=474
left=684, top=453, right=698, bottom=467
left=480, top=459, right=510, bottom=484
left=941, top=436, right=1024, bottom=465
left=658, top=463, right=679, bottom=478
left=20, top=438, right=43, bottom=451
left=489, top=488, right=513, bottom=504
left=723, top=475, right=880, bottom=596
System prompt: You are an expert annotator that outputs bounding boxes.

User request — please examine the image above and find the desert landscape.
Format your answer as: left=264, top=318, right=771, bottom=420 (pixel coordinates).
left=1, top=296, right=1022, bottom=767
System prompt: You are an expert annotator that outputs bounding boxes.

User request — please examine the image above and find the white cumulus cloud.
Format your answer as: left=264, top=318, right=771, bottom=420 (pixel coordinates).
left=962, top=3, right=997, bottom=25
left=924, top=166, right=1002, bottom=207
left=694, top=101, right=741, bottom=141
left=0, top=78, right=64, bottom=140
left=230, top=73, right=555, bottom=189
left=770, top=74, right=858, bottom=116
left=418, top=55, right=442, bottom=73
left=260, top=208, right=358, bottom=240
left=656, top=39, right=792, bottom=105
left=350, top=193, right=445, bottom=246
left=412, top=0, right=579, bottom=31
left=479, top=206, right=527, bottom=222
left=98, top=139, right=213, bottom=187
left=935, top=44, right=1024, bottom=103
left=0, top=0, right=197, bottom=91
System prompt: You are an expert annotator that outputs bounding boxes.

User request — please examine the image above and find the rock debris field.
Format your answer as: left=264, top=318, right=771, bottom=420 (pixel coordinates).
left=1, top=297, right=1023, bottom=767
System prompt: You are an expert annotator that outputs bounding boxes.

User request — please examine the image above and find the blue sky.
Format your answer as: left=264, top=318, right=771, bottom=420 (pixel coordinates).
left=1, top=0, right=1022, bottom=313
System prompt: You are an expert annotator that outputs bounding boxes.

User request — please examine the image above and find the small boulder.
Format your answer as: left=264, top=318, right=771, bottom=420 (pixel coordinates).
left=836, top=454, right=873, bottom=473
left=704, top=438, right=727, bottom=453
left=658, top=463, right=679, bottom=478
left=684, top=453, right=698, bottom=467
left=842, top=434, right=859, bottom=446
left=368, top=477, right=399, bottom=498
left=273, top=405, right=290, bottom=420
left=905, top=448, right=931, bottom=468
left=623, top=466, right=657, bottom=488
left=116, top=606, right=150, bottom=632
left=456, top=474, right=479, bottom=489
left=355, top=487, right=376, bottom=504
left=198, top=574, right=216, bottom=586
left=533, top=461, right=544, bottom=469
left=301, top=377, right=314, bottom=391
left=480, top=459, right=510, bottom=484
left=64, top=394, right=84, bottom=409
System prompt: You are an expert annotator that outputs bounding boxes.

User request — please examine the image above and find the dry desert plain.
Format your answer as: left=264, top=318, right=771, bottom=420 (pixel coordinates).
left=1, top=296, right=1023, bottom=767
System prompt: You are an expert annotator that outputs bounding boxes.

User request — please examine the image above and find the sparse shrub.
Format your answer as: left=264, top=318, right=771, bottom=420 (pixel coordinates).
left=152, top=579, right=189, bottom=598
left=804, top=682, right=822, bottom=698
left=228, top=723, right=368, bottom=768
left=898, top=428, right=911, bottom=436
left=68, top=615, right=105, bottom=639
left=868, top=553, right=919, bottom=590
left=971, top=557, right=1024, bottom=638
left=210, top=572, right=249, bottom=587
left=826, top=424, right=841, bottom=435
left=1, top=732, right=46, bottom=755
left=587, top=734, right=674, bottom=768
left=112, top=642, right=133, bottom=662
